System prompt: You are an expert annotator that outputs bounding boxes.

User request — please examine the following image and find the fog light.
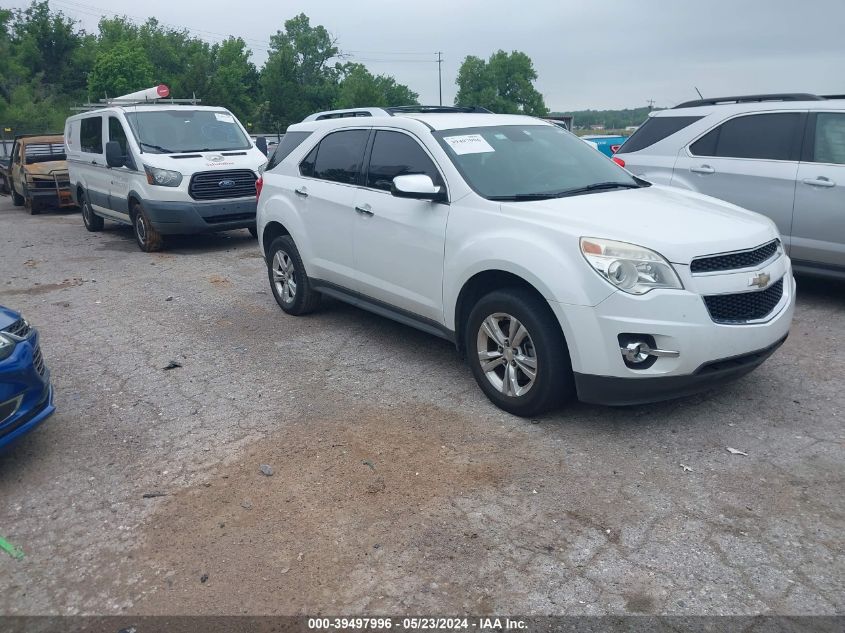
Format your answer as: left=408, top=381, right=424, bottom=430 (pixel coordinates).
left=618, top=334, right=680, bottom=370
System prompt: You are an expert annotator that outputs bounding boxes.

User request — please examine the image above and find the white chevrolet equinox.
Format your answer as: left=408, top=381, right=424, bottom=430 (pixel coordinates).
left=256, top=106, right=795, bottom=416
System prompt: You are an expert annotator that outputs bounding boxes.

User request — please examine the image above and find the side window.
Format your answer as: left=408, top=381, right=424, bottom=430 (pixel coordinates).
left=268, top=131, right=313, bottom=171
left=366, top=131, right=442, bottom=191
left=80, top=116, right=103, bottom=154
left=108, top=117, right=128, bottom=154
left=812, top=113, right=845, bottom=165
left=299, top=144, right=318, bottom=178
left=690, top=113, right=803, bottom=161
left=311, top=130, right=369, bottom=184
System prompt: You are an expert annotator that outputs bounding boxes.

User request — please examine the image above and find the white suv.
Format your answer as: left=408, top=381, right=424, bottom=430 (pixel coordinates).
left=615, top=93, right=845, bottom=279
left=256, top=106, right=795, bottom=416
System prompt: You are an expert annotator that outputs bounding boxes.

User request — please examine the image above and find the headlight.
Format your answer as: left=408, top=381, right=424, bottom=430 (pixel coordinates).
left=0, top=334, right=15, bottom=361
left=144, top=165, right=183, bottom=187
left=580, top=237, right=683, bottom=295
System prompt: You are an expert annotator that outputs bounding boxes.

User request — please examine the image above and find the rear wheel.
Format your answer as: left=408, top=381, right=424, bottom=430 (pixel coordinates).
left=466, top=288, right=574, bottom=417
left=131, top=201, right=164, bottom=252
left=266, top=235, right=321, bottom=315
left=248, top=225, right=258, bottom=238
left=80, top=191, right=104, bottom=232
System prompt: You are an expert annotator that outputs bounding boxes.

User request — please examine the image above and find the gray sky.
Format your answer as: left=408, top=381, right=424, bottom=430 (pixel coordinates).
left=10, top=0, right=845, bottom=110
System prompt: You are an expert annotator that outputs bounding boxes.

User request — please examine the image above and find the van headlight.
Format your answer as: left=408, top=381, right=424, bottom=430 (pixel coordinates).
left=144, top=165, right=183, bottom=187
left=580, top=237, right=683, bottom=295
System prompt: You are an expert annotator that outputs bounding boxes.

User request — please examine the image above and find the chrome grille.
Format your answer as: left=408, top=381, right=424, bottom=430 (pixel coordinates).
left=3, top=318, right=32, bottom=339
left=188, top=170, right=257, bottom=201
left=703, top=278, right=784, bottom=324
left=691, top=240, right=780, bottom=274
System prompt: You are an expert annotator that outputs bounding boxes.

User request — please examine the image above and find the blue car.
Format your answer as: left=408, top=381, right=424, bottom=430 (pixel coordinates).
left=581, top=134, right=628, bottom=158
left=0, top=306, right=54, bottom=450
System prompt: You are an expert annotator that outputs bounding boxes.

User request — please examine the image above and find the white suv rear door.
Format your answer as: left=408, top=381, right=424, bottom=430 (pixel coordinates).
left=296, top=129, right=369, bottom=289
left=792, top=112, right=845, bottom=270
left=352, top=129, right=449, bottom=322
left=671, top=111, right=806, bottom=245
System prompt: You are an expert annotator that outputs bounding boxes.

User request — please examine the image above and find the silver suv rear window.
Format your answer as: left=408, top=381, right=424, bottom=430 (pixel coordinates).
left=619, top=115, right=703, bottom=153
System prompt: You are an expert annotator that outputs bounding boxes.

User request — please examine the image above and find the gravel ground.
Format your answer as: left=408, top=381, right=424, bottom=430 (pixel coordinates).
left=0, top=197, right=843, bottom=616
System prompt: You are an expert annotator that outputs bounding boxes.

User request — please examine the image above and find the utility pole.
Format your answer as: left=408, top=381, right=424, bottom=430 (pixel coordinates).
left=647, top=99, right=655, bottom=111
left=437, top=52, right=443, bottom=106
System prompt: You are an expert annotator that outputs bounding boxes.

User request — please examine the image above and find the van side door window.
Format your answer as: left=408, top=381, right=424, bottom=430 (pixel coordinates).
left=108, top=116, right=135, bottom=170
left=80, top=116, right=104, bottom=155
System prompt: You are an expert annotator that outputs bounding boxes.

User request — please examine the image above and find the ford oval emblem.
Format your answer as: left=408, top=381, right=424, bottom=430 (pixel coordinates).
left=219, top=179, right=236, bottom=188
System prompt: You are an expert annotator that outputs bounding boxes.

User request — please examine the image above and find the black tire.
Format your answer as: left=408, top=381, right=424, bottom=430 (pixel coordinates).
left=248, top=225, right=258, bottom=238
left=80, top=191, right=104, bottom=232
left=23, top=186, right=39, bottom=215
left=131, top=201, right=164, bottom=252
left=0, top=174, right=9, bottom=194
left=266, top=235, right=321, bottom=315
left=11, top=186, right=24, bottom=206
left=465, top=287, right=574, bottom=417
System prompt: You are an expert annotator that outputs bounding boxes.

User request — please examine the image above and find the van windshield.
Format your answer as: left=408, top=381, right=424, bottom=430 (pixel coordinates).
left=124, top=109, right=251, bottom=154
left=434, top=124, right=641, bottom=200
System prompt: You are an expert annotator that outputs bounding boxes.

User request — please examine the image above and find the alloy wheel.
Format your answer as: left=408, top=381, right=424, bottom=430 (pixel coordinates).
left=476, top=312, right=538, bottom=397
left=272, top=250, right=297, bottom=304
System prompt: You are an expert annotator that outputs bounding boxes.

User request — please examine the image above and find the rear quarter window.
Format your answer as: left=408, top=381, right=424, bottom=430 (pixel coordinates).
left=619, top=115, right=703, bottom=153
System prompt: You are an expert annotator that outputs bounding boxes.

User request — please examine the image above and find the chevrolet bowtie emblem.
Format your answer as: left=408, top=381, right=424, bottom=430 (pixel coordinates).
left=749, top=272, right=771, bottom=289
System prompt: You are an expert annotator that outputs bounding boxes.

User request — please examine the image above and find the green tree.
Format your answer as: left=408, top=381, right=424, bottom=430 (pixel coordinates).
left=260, top=13, right=342, bottom=129
left=334, top=63, right=418, bottom=108
left=88, top=41, right=155, bottom=99
left=205, top=38, right=259, bottom=122
left=455, top=50, right=547, bottom=116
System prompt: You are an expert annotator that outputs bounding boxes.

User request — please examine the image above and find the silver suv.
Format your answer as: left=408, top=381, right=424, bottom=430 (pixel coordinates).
left=615, top=93, right=845, bottom=279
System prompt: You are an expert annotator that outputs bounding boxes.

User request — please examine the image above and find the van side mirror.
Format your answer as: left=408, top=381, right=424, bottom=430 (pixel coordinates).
left=391, top=174, right=445, bottom=201
left=105, top=141, right=125, bottom=168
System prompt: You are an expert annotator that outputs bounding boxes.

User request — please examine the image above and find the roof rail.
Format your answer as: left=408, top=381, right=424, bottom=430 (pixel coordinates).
left=820, top=94, right=845, bottom=100
left=303, top=105, right=493, bottom=122
left=673, top=93, right=823, bottom=108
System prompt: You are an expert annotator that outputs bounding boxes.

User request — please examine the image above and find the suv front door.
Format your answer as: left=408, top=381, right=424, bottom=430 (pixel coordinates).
left=353, top=129, right=449, bottom=322
left=296, top=129, right=369, bottom=289
left=792, top=112, right=845, bottom=271
left=672, top=112, right=806, bottom=247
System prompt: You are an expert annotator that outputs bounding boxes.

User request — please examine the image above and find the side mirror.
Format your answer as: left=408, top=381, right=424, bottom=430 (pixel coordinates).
left=391, top=174, right=445, bottom=201
left=105, top=141, right=125, bottom=168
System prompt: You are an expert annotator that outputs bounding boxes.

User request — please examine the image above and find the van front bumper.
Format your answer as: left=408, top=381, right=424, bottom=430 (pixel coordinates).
left=143, top=197, right=257, bottom=234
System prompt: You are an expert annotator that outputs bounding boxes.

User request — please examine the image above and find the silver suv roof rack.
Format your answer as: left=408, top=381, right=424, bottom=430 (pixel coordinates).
left=302, top=105, right=492, bottom=122
left=673, top=93, right=824, bottom=108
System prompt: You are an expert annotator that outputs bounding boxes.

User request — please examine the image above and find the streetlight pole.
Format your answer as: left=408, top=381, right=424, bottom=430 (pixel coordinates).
left=437, top=52, right=443, bottom=106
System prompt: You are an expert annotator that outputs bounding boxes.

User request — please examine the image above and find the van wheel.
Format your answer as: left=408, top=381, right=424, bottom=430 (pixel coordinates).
left=465, top=288, right=574, bottom=417
left=131, top=201, right=164, bottom=252
left=11, top=187, right=24, bottom=206
left=80, top=191, right=104, bottom=232
left=248, top=225, right=258, bottom=238
left=267, top=235, right=320, bottom=315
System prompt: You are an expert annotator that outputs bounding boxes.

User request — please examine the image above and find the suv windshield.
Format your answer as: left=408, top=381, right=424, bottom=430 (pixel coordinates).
left=434, top=124, right=639, bottom=200
left=125, top=109, right=251, bottom=154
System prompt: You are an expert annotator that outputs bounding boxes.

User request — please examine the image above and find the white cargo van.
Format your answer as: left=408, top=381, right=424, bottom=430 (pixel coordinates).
left=64, top=89, right=267, bottom=251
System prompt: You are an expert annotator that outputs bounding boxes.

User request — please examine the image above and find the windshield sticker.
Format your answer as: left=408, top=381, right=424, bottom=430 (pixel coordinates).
left=443, top=134, right=495, bottom=155
left=214, top=113, right=235, bottom=123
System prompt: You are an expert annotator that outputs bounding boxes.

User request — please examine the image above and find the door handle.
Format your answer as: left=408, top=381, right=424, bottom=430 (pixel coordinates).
left=690, top=165, right=715, bottom=174
left=802, top=177, right=835, bottom=188
left=294, top=186, right=308, bottom=197
left=354, top=204, right=374, bottom=216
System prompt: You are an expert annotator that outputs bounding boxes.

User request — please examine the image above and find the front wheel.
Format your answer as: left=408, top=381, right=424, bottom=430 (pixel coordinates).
left=266, top=235, right=321, bottom=315
left=11, top=186, right=24, bottom=206
left=131, top=201, right=164, bottom=252
left=466, top=288, right=574, bottom=417
left=247, top=225, right=258, bottom=238
left=80, top=191, right=104, bottom=232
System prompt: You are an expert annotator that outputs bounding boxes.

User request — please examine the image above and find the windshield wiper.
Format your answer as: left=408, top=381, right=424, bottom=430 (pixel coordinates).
left=139, top=142, right=175, bottom=154
left=556, top=181, right=641, bottom=197
left=488, top=193, right=563, bottom=201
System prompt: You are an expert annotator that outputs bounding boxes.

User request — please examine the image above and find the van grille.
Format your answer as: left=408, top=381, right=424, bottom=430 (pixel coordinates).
left=703, top=278, right=784, bottom=324
left=691, top=240, right=780, bottom=274
left=188, top=170, right=257, bottom=201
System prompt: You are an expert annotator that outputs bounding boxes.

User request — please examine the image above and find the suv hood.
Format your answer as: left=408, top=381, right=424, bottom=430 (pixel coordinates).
left=0, top=306, right=21, bottom=331
left=507, top=185, right=779, bottom=265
